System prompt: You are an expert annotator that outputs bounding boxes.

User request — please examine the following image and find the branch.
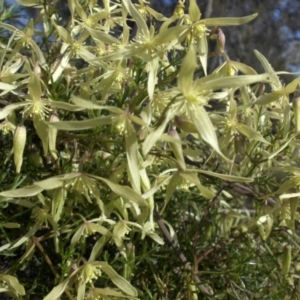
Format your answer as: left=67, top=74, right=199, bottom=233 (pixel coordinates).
left=154, top=209, right=214, bottom=296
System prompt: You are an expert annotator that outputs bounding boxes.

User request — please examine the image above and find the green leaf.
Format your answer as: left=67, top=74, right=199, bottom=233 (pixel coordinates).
left=188, top=105, right=229, bottom=161
left=178, top=46, right=197, bottom=95
left=88, top=223, right=111, bottom=236
left=16, top=0, right=42, bottom=7
left=71, top=224, right=85, bottom=245
left=275, top=177, right=300, bottom=195
left=268, top=134, right=298, bottom=160
left=231, top=61, right=257, bottom=75
left=201, top=13, right=258, bottom=26
left=143, top=109, right=175, bottom=155
left=142, top=174, right=172, bottom=200
left=54, top=24, right=73, bottom=44
left=0, top=102, right=27, bottom=120
left=255, top=91, right=283, bottom=105
left=35, top=176, right=65, bottom=190
left=50, top=100, right=86, bottom=111
left=0, top=274, right=25, bottom=296
left=146, top=231, right=165, bottom=244
left=71, top=95, right=124, bottom=113
left=99, top=262, right=138, bottom=296
left=89, top=235, right=111, bottom=262
left=85, top=26, right=119, bottom=45
left=4, top=199, right=35, bottom=208
left=77, top=279, right=86, bottom=300
left=254, top=50, right=282, bottom=90
left=153, top=25, right=189, bottom=45
left=28, top=71, right=42, bottom=100
left=44, top=278, right=70, bottom=300
left=10, top=223, right=40, bottom=249
left=197, top=34, right=208, bottom=76
left=89, top=288, right=139, bottom=299
left=257, top=215, right=273, bottom=240
left=123, top=0, right=148, bottom=38
left=199, top=73, right=269, bottom=91
left=147, top=57, right=159, bottom=100
left=283, top=76, right=300, bottom=94
left=0, top=185, right=43, bottom=197
left=125, top=119, right=140, bottom=193
left=165, top=172, right=180, bottom=205
left=33, top=117, right=49, bottom=155
left=236, top=123, right=270, bottom=144
left=94, top=176, right=148, bottom=206
left=47, top=115, right=115, bottom=130
left=29, top=38, right=47, bottom=67
left=0, top=82, right=17, bottom=92
left=194, top=169, right=253, bottom=182
left=180, top=172, right=215, bottom=199
left=189, top=0, right=201, bottom=23
left=2, top=222, right=20, bottom=228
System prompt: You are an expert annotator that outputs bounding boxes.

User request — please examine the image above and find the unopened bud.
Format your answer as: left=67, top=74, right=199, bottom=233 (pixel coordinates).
left=33, top=117, right=49, bottom=155
left=293, top=96, right=300, bottom=132
left=217, top=28, right=226, bottom=52
left=49, top=114, right=59, bottom=160
left=175, top=2, right=185, bottom=17
left=34, top=62, right=41, bottom=77
left=290, top=198, right=299, bottom=221
left=174, top=115, right=198, bottom=133
left=282, top=244, right=292, bottom=276
left=168, top=126, right=186, bottom=170
left=13, top=125, right=27, bottom=173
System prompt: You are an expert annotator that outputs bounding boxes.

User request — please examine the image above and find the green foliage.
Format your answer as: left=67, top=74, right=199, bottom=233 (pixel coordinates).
left=0, top=0, right=300, bottom=299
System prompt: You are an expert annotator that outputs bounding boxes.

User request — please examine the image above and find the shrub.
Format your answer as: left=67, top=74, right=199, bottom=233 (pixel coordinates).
left=0, top=0, right=300, bottom=299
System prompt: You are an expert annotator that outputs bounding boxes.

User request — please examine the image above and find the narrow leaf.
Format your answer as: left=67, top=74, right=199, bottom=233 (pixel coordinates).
left=96, top=177, right=147, bottom=206
left=0, top=102, right=27, bottom=120
left=200, top=74, right=269, bottom=91
left=236, top=123, right=270, bottom=144
left=100, top=262, right=138, bottom=296
left=194, top=169, right=253, bottom=182
left=256, top=91, right=283, bottom=105
left=189, top=0, right=201, bottom=23
left=0, top=185, right=43, bottom=197
left=254, top=50, right=282, bottom=90
left=178, top=46, right=197, bottom=95
left=47, top=116, right=115, bottom=130
left=44, top=278, right=70, bottom=300
left=122, top=0, right=148, bottom=38
left=188, top=105, right=229, bottom=161
left=125, top=119, right=140, bottom=193
left=201, top=13, right=258, bottom=26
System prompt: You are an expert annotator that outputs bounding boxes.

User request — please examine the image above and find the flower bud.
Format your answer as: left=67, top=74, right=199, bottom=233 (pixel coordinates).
left=174, top=115, right=198, bottom=133
left=290, top=198, right=299, bottom=221
left=48, top=114, right=59, bottom=160
left=217, top=28, right=226, bottom=53
left=168, top=126, right=186, bottom=170
left=13, top=125, right=27, bottom=173
left=293, top=96, right=300, bottom=132
left=33, top=116, right=48, bottom=155
left=282, top=244, right=292, bottom=276
left=33, top=62, right=41, bottom=77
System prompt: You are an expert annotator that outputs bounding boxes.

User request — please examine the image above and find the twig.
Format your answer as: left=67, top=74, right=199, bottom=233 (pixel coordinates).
left=154, top=209, right=214, bottom=296
left=32, top=236, right=75, bottom=300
